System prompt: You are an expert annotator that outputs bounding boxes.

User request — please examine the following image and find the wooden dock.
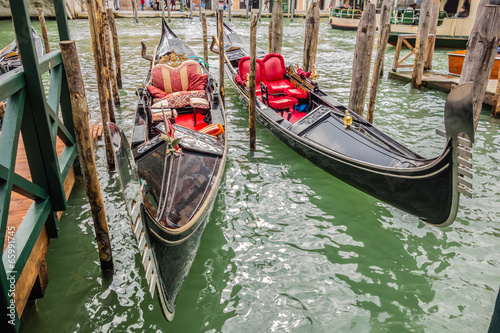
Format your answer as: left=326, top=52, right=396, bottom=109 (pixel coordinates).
left=2, top=124, right=102, bottom=318
left=388, top=70, right=499, bottom=107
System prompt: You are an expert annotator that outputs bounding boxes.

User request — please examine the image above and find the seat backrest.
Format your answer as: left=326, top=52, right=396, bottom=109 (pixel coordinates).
left=151, top=60, right=202, bottom=93
left=261, top=53, right=287, bottom=83
left=238, top=57, right=263, bottom=84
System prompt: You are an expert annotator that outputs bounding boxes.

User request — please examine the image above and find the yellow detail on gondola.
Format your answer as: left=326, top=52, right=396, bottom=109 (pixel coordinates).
left=245, top=73, right=250, bottom=89
left=343, top=110, right=352, bottom=128
left=309, top=64, right=319, bottom=83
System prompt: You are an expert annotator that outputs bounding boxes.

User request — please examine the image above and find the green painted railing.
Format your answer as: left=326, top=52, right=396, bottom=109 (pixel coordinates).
left=0, top=0, right=76, bottom=331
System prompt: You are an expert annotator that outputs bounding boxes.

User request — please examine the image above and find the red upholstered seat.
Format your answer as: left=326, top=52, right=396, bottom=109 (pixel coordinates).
left=267, top=96, right=298, bottom=110
left=236, top=57, right=264, bottom=96
left=261, top=54, right=295, bottom=93
left=284, top=88, right=308, bottom=100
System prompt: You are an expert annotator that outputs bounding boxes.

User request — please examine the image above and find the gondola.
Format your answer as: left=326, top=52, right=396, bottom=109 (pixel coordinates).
left=0, top=27, right=42, bottom=74
left=212, top=22, right=474, bottom=227
left=108, top=20, right=227, bottom=321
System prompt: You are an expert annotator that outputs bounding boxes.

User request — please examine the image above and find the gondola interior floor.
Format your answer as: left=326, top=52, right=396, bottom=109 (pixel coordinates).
left=289, top=110, right=308, bottom=124
left=175, top=113, right=208, bottom=131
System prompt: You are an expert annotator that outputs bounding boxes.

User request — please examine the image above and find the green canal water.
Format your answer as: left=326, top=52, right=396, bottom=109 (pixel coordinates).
left=1, top=16, right=499, bottom=332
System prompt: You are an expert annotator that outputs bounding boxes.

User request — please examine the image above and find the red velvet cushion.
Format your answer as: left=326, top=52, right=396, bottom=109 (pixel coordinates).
left=268, top=96, right=298, bottom=110
left=284, top=88, right=308, bottom=99
left=187, top=72, right=208, bottom=91
left=267, top=79, right=294, bottom=93
left=147, top=85, right=168, bottom=99
left=237, top=57, right=264, bottom=85
left=261, top=53, right=287, bottom=82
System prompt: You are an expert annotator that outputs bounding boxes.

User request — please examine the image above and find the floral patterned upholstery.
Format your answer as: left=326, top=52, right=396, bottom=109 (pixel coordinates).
left=150, top=60, right=208, bottom=108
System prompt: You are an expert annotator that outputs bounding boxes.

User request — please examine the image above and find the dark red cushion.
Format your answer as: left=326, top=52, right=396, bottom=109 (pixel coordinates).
left=268, top=96, right=298, bottom=110
left=147, top=85, right=168, bottom=99
left=187, top=72, right=208, bottom=91
left=284, top=88, right=308, bottom=99
left=267, top=79, right=294, bottom=93
left=261, top=53, right=287, bottom=83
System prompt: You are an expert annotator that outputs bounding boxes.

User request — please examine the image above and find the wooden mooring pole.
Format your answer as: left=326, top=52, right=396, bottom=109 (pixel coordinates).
left=493, top=67, right=500, bottom=118
left=303, top=0, right=319, bottom=72
left=249, top=13, right=258, bottom=150
left=133, top=0, right=139, bottom=23
left=268, top=21, right=273, bottom=53
left=366, top=0, right=391, bottom=123
left=60, top=40, right=114, bottom=271
left=162, top=0, right=165, bottom=21
left=348, top=3, right=376, bottom=117
left=86, top=0, right=115, bottom=170
left=411, top=0, right=432, bottom=89
left=37, top=8, right=50, bottom=55
left=95, top=0, right=116, bottom=124
left=199, top=0, right=202, bottom=20
left=202, top=13, right=208, bottom=63
left=217, top=9, right=225, bottom=108
left=425, top=0, right=440, bottom=70
left=271, top=0, right=283, bottom=54
left=103, top=11, right=120, bottom=107
left=459, top=0, right=500, bottom=130
left=168, top=0, right=171, bottom=23
left=106, top=8, right=123, bottom=89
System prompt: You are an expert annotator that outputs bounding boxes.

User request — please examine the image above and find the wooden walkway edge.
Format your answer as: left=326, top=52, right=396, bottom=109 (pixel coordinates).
left=388, top=70, right=498, bottom=107
left=3, top=124, right=102, bottom=319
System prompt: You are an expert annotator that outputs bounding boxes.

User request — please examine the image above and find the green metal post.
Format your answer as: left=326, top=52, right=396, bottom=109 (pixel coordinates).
left=53, top=0, right=71, bottom=41
left=9, top=0, right=68, bottom=212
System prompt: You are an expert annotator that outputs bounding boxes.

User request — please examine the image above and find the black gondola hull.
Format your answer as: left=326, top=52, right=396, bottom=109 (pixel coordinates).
left=220, top=23, right=473, bottom=226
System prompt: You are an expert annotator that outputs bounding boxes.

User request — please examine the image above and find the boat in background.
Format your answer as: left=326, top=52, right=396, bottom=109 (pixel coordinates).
left=329, top=0, right=475, bottom=48
left=448, top=49, right=500, bottom=80
left=388, top=0, right=476, bottom=48
left=0, top=27, right=42, bottom=74
left=109, top=20, right=227, bottom=321
left=216, top=22, right=474, bottom=227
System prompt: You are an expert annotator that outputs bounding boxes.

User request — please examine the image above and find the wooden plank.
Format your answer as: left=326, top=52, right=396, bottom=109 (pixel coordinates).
left=388, top=70, right=498, bottom=107
left=13, top=227, right=49, bottom=317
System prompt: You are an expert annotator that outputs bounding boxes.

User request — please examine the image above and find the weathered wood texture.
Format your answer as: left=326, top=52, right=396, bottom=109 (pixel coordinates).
left=202, top=13, right=208, bottom=64
left=411, top=0, right=432, bottom=88
left=366, top=0, right=391, bottom=123
left=302, top=0, right=319, bottom=72
left=86, top=0, right=115, bottom=170
left=133, top=0, right=139, bottom=23
left=425, top=0, right=440, bottom=69
left=60, top=40, right=114, bottom=271
left=94, top=0, right=115, bottom=124
left=218, top=10, right=225, bottom=108
left=348, top=3, right=376, bottom=116
left=268, top=21, right=273, bottom=53
left=106, top=8, right=122, bottom=89
left=168, top=0, right=171, bottom=22
left=271, top=0, right=283, bottom=54
left=492, top=66, right=500, bottom=117
left=37, top=8, right=50, bottom=55
left=249, top=13, right=258, bottom=150
left=459, top=3, right=500, bottom=130
left=103, top=11, right=120, bottom=107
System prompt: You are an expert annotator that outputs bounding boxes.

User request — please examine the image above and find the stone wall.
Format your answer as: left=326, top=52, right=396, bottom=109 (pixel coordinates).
left=0, top=0, right=84, bottom=18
